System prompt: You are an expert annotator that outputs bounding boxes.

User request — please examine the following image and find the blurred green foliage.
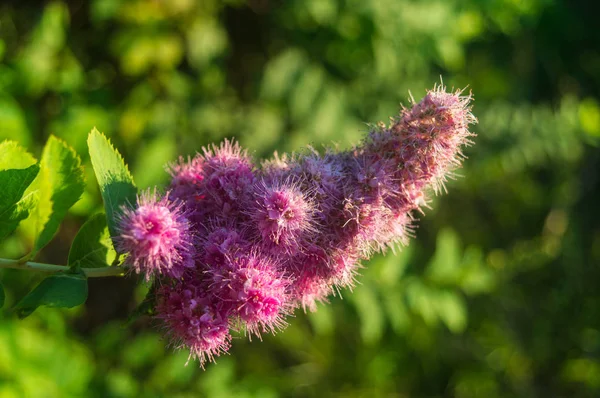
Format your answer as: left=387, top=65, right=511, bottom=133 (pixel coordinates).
left=0, top=0, right=599, bottom=397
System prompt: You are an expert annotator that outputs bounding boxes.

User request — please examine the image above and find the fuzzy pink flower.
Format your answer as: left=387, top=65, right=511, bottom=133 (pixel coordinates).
left=167, top=139, right=256, bottom=226
left=200, top=139, right=256, bottom=218
left=366, top=85, right=476, bottom=210
left=146, top=84, right=476, bottom=365
left=250, top=181, right=315, bottom=256
left=203, top=251, right=289, bottom=336
left=167, top=156, right=205, bottom=203
left=116, top=190, right=194, bottom=280
left=229, top=254, right=289, bottom=336
left=286, top=244, right=334, bottom=311
left=156, top=280, right=231, bottom=367
left=201, top=226, right=248, bottom=267
left=296, top=152, right=344, bottom=223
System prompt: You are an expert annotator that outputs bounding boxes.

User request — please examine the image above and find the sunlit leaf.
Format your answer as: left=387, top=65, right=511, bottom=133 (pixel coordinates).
left=0, top=141, right=40, bottom=240
left=0, top=140, right=36, bottom=169
left=87, top=128, right=137, bottom=248
left=25, top=136, right=85, bottom=255
left=0, top=190, right=38, bottom=241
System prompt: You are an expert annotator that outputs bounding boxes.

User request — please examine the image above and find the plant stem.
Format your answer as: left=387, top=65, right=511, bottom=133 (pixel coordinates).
left=0, top=258, right=124, bottom=278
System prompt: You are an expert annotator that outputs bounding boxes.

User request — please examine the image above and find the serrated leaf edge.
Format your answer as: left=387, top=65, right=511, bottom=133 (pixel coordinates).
left=87, top=128, right=136, bottom=185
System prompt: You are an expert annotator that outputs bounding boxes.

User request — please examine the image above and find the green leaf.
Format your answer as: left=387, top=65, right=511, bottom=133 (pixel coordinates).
left=14, top=272, right=88, bottom=318
left=87, top=128, right=137, bottom=249
left=0, top=192, right=38, bottom=241
left=68, top=212, right=117, bottom=269
left=0, top=280, right=5, bottom=309
left=0, top=165, right=40, bottom=240
left=0, top=141, right=40, bottom=239
left=24, top=136, right=86, bottom=255
left=0, top=140, right=37, bottom=169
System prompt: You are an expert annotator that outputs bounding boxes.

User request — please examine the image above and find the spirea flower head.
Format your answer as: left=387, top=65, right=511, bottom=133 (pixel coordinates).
left=116, top=189, right=194, bottom=280
left=225, top=253, right=290, bottom=336
left=156, top=279, right=231, bottom=367
left=168, top=139, right=256, bottom=226
left=201, top=226, right=248, bottom=266
left=286, top=243, right=336, bottom=311
left=120, top=84, right=476, bottom=366
left=366, top=84, right=476, bottom=201
left=167, top=156, right=204, bottom=202
left=296, top=151, right=344, bottom=222
left=250, top=181, right=315, bottom=256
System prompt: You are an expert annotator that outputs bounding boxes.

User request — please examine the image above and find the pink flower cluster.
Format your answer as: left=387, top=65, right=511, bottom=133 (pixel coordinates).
left=116, top=85, right=476, bottom=366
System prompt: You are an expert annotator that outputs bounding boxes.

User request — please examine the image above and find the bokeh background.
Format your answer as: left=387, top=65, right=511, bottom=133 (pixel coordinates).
left=1, top=0, right=599, bottom=397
